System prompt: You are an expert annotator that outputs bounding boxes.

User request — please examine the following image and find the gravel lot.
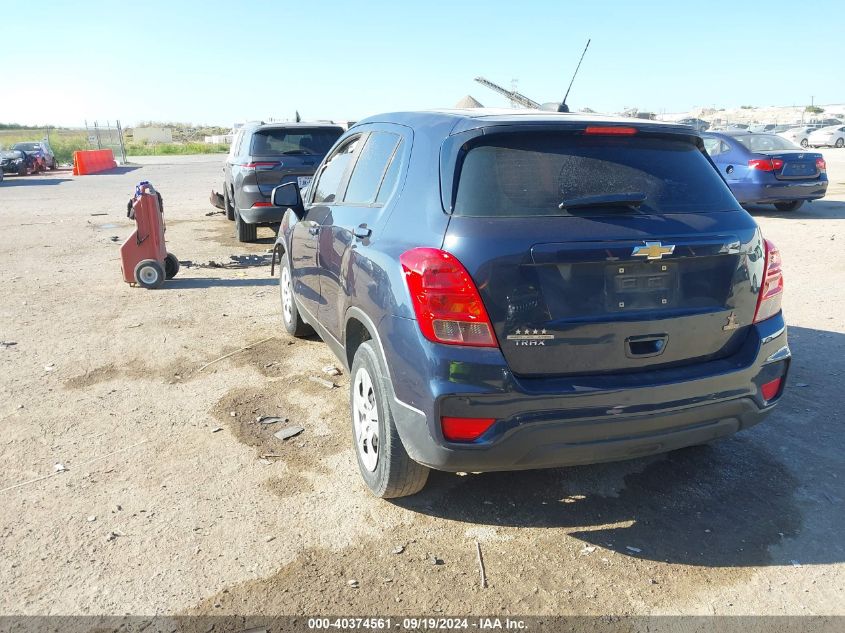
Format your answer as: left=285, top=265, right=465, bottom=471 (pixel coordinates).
left=0, top=151, right=843, bottom=619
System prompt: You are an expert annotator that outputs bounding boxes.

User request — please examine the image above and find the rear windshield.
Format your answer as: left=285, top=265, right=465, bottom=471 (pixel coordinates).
left=250, top=127, right=342, bottom=156
left=13, top=142, right=39, bottom=151
left=453, top=133, right=739, bottom=217
left=732, top=134, right=797, bottom=152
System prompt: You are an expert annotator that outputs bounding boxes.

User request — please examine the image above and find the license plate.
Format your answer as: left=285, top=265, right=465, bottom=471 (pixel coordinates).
left=605, top=262, right=678, bottom=311
left=297, top=176, right=312, bottom=189
left=782, top=163, right=813, bottom=177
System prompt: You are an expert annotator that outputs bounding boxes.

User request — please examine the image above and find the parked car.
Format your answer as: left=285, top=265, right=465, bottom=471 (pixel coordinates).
left=808, top=125, right=845, bottom=148
left=778, top=126, right=816, bottom=148
left=0, top=149, right=40, bottom=176
left=702, top=131, right=827, bottom=211
left=270, top=111, right=790, bottom=498
left=809, top=118, right=842, bottom=128
left=677, top=117, right=709, bottom=132
left=12, top=141, right=57, bottom=170
left=748, top=123, right=777, bottom=134
left=222, top=122, right=344, bottom=242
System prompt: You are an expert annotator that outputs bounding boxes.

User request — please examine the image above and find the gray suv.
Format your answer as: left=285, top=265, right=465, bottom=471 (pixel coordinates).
left=223, top=122, right=344, bottom=242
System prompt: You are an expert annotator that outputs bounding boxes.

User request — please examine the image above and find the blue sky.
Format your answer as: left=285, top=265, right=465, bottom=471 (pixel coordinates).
left=2, top=0, right=843, bottom=127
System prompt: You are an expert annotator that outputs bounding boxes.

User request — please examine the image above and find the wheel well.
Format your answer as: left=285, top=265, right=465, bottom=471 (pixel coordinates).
left=344, top=317, right=372, bottom=370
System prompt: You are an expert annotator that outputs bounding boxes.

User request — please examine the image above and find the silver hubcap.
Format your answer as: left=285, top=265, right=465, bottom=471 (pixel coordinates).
left=281, top=266, right=293, bottom=324
left=353, top=367, right=379, bottom=472
left=139, top=266, right=159, bottom=285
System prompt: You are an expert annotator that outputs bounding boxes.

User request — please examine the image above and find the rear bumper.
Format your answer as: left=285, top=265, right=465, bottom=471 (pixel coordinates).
left=238, top=205, right=284, bottom=224
left=731, top=179, right=827, bottom=204
left=381, top=313, right=789, bottom=472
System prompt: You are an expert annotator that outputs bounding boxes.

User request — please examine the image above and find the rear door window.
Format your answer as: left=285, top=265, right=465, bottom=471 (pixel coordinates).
left=342, top=132, right=400, bottom=204
left=251, top=127, right=342, bottom=157
left=453, top=133, right=739, bottom=217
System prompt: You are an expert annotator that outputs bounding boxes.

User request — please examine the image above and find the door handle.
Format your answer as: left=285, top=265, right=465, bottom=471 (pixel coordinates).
left=308, top=225, right=320, bottom=236
left=353, top=224, right=371, bottom=239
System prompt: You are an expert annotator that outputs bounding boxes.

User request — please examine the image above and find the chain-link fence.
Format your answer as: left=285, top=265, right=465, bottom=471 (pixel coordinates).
left=84, top=120, right=127, bottom=164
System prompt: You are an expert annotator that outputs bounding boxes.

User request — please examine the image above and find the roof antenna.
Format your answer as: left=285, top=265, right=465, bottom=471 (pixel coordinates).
left=295, top=110, right=301, bottom=123
left=559, top=38, right=591, bottom=113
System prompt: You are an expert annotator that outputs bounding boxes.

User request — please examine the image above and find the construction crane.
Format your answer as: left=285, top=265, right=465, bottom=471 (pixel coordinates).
left=473, top=77, right=540, bottom=110
left=473, top=39, right=591, bottom=113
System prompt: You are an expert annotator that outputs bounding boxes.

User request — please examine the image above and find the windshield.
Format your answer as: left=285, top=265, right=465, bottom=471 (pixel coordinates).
left=453, top=133, right=739, bottom=217
left=12, top=142, right=40, bottom=151
left=250, top=128, right=342, bottom=156
left=733, top=134, right=799, bottom=151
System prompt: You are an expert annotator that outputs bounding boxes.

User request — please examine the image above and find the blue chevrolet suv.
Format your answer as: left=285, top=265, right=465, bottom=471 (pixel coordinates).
left=271, top=110, right=790, bottom=498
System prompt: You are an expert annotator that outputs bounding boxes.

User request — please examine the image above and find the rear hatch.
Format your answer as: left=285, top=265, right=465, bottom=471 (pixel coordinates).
left=442, top=127, right=766, bottom=377
left=249, top=126, right=343, bottom=196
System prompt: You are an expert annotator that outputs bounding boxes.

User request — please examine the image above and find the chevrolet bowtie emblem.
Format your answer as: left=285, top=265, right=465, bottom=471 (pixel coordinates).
left=632, top=241, right=676, bottom=260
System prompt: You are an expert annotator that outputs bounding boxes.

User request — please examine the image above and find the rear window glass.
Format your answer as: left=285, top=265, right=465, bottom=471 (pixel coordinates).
left=250, top=128, right=342, bottom=156
left=453, top=133, right=739, bottom=217
left=732, top=134, right=798, bottom=152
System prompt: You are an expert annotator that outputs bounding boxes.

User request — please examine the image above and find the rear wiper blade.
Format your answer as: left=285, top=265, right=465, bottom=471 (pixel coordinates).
left=558, top=192, right=647, bottom=210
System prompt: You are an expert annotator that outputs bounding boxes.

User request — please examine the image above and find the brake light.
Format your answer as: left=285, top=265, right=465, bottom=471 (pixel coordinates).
left=748, top=158, right=784, bottom=171
left=816, top=158, right=826, bottom=172
left=753, top=239, right=783, bottom=324
left=241, top=161, right=278, bottom=168
left=441, top=416, right=496, bottom=442
left=760, top=377, right=783, bottom=402
left=584, top=126, right=637, bottom=136
left=400, top=248, right=497, bottom=347
left=251, top=201, right=272, bottom=207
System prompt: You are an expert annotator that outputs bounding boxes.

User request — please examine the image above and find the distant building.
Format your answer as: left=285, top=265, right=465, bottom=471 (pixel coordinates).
left=204, top=134, right=233, bottom=144
left=133, top=127, right=173, bottom=143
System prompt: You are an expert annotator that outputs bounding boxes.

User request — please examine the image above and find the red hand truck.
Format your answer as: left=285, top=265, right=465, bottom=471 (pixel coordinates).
left=120, top=181, right=179, bottom=289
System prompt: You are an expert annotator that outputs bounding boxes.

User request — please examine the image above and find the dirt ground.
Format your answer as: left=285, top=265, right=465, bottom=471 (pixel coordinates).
left=0, top=152, right=843, bottom=620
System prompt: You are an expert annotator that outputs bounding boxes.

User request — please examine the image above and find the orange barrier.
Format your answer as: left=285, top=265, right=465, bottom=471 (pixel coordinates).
left=73, top=149, right=118, bottom=175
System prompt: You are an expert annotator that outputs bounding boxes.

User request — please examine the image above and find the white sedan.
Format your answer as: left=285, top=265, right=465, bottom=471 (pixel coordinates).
left=778, top=126, right=816, bottom=148
left=808, top=125, right=845, bottom=148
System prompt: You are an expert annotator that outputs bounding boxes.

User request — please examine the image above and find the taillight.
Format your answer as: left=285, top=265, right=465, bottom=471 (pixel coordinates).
left=584, top=126, right=637, bottom=136
left=251, top=201, right=272, bottom=207
left=748, top=158, right=784, bottom=171
left=400, top=248, right=497, bottom=347
left=816, top=158, right=826, bottom=172
left=441, top=416, right=496, bottom=442
left=753, top=239, right=783, bottom=323
left=760, top=377, right=783, bottom=402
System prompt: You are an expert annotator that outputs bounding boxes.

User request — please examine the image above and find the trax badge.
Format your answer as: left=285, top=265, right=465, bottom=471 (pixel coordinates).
left=633, top=241, right=675, bottom=260
left=722, top=311, right=740, bottom=331
left=506, top=328, right=555, bottom=346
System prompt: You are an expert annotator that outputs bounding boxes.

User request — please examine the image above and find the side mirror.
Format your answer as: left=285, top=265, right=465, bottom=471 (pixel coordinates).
left=272, top=182, right=304, bottom=217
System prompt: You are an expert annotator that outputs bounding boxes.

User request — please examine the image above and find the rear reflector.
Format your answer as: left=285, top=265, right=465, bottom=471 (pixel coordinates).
left=584, top=126, right=637, bottom=136
left=400, top=248, right=497, bottom=347
left=816, top=158, right=827, bottom=172
left=251, top=201, right=272, bottom=207
left=753, top=239, right=784, bottom=323
left=441, top=416, right=496, bottom=442
left=761, top=377, right=783, bottom=402
left=748, top=158, right=784, bottom=171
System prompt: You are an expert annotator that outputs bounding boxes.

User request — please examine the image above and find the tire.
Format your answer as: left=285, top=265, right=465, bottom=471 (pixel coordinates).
left=774, top=200, right=803, bottom=212
left=278, top=254, right=313, bottom=337
left=164, top=253, right=180, bottom=279
left=800, top=139, right=809, bottom=148
left=224, top=187, right=235, bottom=221
left=836, top=138, right=844, bottom=149
left=235, top=207, right=257, bottom=242
left=134, top=259, right=166, bottom=289
left=50, top=157, right=58, bottom=170
left=18, top=163, right=29, bottom=176
left=350, top=341, right=429, bottom=498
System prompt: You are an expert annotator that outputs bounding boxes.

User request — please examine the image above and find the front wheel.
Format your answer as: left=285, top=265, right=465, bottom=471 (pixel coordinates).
left=774, top=200, right=803, bottom=212
left=279, top=254, right=313, bottom=337
left=134, top=259, right=166, bottom=289
left=350, top=341, right=429, bottom=498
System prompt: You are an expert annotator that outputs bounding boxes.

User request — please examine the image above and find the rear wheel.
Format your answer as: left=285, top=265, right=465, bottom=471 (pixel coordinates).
left=235, top=207, right=257, bottom=242
left=279, top=254, right=313, bottom=337
left=18, top=163, right=30, bottom=176
left=224, top=188, right=235, bottom=221
left=800, top=139, right=809, bottom=148
left=836, top=138, right=844, bottom=149
left=164, top=253, right=180, bottom=279
left=134, top=259, right=165, bottom=289
left=350, top=341, right=429, bottom=498
left=774, top=200, right=803, bottom=212
left=50, top=157, right=58, bottom=170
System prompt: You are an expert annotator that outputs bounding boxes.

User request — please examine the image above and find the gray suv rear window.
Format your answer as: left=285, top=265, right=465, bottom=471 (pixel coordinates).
left=251, top=128, right=342, bottom=156
left=453, top=133, right=739, bottom=216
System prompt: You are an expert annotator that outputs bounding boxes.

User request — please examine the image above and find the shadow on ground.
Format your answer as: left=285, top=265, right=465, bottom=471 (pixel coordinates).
left=163, top=277, right=277, bottom=289
left=745, top=199, right=845, bottom=219
left=393, top=326, right=845, bottom=569
left=0, top=176, right=73, bottom=187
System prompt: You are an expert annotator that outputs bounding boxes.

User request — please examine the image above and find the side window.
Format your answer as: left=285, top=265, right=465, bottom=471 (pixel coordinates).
left=343, top=132, right=401, bottom=204
left=703, top=137, right=722, bottom=156
left=375, top=140, right=403, bottom=204
left=311, top=136, right=361, bottom=204
left=229, top=131, right=242, bottom=159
